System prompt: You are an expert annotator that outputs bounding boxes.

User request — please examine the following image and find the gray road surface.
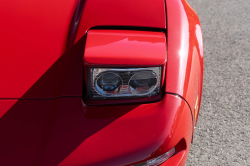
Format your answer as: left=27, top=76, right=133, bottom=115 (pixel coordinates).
left=186, top=0, right=250, bottom=165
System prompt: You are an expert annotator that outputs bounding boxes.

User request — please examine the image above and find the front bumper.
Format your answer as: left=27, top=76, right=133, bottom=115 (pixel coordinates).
left=0, top=94, right=192, bottom=166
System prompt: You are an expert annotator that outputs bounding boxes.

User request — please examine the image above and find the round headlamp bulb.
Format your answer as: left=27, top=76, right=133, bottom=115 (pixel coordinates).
left=129, top=71, right=157, bottom=95
left=95, top=72, right=122, bottom=96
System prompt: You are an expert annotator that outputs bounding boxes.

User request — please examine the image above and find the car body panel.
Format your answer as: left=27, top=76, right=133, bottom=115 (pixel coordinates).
left=0, top=0, right=203, bottom=165
left=84, top=30, right=166, bottom=66
left=0, top=0, right=79, bottom=99
left=74, top=0, right=166, bottom=43
left=0, top=0, right=166, bottom=100
left=0, top=95, right=192, bottom=166
left=165, top=0, right=203, bottom=124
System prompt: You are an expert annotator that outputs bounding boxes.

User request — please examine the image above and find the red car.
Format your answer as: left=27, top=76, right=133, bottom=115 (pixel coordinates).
left=0, top=0, right=203, bottom=165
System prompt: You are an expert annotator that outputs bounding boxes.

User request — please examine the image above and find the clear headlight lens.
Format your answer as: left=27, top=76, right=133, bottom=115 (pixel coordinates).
left=129, top=71, right=157, bottom=95
left=95, top=72, right=122, bottom=95
left=88, top=67, right=161, bottom=99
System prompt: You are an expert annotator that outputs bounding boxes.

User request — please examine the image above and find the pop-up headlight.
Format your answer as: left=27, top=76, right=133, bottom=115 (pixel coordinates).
left=88, top=67, right=161, bottom=99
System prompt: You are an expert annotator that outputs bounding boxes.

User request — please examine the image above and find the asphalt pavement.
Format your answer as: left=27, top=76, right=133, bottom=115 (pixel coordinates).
left=186, top=0, right=250, bottom=165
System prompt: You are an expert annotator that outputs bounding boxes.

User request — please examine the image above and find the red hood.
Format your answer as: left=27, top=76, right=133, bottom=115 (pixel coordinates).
left=0, top=0, right=79, bottom=99
left=0, top=0, right=166, bottom=99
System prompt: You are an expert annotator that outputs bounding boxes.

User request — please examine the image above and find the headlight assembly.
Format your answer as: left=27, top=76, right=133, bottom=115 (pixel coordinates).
left=88, top=67, right=162, bottom=99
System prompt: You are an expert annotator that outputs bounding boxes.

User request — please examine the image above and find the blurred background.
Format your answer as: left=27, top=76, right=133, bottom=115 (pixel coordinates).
left=186, top=0, right=250, bottom=165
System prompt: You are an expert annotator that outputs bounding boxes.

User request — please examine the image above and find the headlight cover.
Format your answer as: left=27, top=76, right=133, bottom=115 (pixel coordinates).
left=133, top=147, right=175, bottom=166
left=88, top=67, right=162, bottom=99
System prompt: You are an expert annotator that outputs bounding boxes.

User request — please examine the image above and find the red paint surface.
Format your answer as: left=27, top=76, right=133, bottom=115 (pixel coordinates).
left=0, top=0, right=203, bottom=165
left=0, top=0, right=166, bottom=99
left=74, top=0, right=166, bottom=43
left=0, top=95, right=192, bottom=165
left=0, top=0, right=79, bottom=99
left=165, top=0, right=204, bottom=120
left=84, top=30, right=166, bottom=66
left=0, top=100, right=18, bottom=118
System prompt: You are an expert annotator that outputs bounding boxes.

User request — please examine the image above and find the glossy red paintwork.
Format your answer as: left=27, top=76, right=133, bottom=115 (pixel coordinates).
left=74, top=0, right=166, bottom=43
left=84, top=30, right=166, bottom=66
left=0, top=0, right=79, bottom=99
left=0, top=0, right=203, bottom=165
left=0, top=0, right=166, bottom=99
left=0, top=100, right=17, bottom=119
left=165, top=0, right=204, bottom=126
left=0, top=95, right=192, bottom=165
